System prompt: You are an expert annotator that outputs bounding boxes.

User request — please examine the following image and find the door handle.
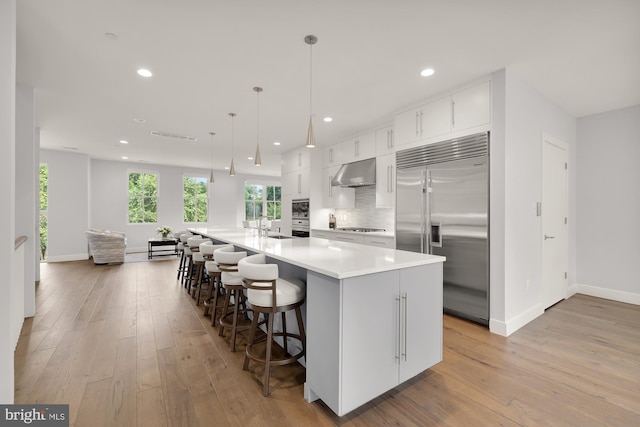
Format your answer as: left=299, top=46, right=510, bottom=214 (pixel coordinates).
left=544, top=235, right=555, bottom=240
left=395, top=294, right=401, bottom=362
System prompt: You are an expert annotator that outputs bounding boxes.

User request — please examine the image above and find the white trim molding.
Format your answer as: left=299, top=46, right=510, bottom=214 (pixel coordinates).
left=568, top=283, right=640, bottom=306
left=46, top=253, right=89, bottom=263
left=490, top=303, right=544, bottom=337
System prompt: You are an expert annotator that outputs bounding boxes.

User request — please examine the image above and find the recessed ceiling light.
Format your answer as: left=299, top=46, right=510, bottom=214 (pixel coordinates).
left=248, top=156, right=254, bottom=160
left=420, top=68, right=435, bottom=77
left=122, top=156, right=129, bottom=160
left=105, top=33, right=119, bottom=40
left=133, top=118, right=146, bottom=123
left=273, top=141, right=281, bottom=146
left=119, top=140, right=128, bottom=144
left=137, top=69, right=153, bottom=78
left=323, top=117, right=333, bottom=122
left=224, top=166, right=230, bottom=170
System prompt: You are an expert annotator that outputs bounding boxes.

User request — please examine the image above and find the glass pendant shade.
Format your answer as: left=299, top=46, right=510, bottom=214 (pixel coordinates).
left=229, top=159, right=236, bottom=176
left=209, top=169, right=215, bottom=183
left=254, top=144, right=262, bottom=166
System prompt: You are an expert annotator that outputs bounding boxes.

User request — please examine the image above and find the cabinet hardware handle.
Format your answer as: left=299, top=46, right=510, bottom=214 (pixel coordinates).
left=329, top=148, right=333, bottom=163
left=390, top=129, right=394, bottom=147
left=544, top=235, right=555, bottom=240
left=415, top=112, right=419, bottom=137
left=329, top=175, right=333, bottom=197
left=402, top=292, right=408, bottom=361
left=451, top=100, right=455, bottom=129
left=391, top=165, right=394, bottom=193
left=395, top=294, right=401, bottom=361
left=387, top=165, right=391, bottom=193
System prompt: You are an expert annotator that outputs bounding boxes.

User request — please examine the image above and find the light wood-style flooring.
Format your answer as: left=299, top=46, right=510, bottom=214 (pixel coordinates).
left=14, top=258, right=640, bottom=426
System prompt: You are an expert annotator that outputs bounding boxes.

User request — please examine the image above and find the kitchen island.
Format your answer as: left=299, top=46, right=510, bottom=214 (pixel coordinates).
left=188, top=227, right=445, bottom=416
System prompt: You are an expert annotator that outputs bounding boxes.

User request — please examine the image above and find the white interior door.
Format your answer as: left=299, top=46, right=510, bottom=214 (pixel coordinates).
left=541, top=135, right=568, bottom=309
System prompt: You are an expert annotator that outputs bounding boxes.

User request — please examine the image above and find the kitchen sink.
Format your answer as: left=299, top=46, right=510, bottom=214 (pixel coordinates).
left=268, top=235, right=293, bottom=239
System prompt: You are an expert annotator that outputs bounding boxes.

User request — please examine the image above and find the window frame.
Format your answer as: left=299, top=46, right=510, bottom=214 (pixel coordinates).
left=183, top=174, right=209, bottom=224
left=244, top=180, right=282, bottom=221
left=127, top=169, right=159, bottom=224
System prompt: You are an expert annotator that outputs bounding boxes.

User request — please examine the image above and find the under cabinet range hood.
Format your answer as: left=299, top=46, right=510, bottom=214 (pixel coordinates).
left=331, top=158, right=376, bottom=187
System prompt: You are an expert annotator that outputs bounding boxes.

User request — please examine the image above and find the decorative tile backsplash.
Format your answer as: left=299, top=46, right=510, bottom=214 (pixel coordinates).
left=334, top=186, right=394, bottom=231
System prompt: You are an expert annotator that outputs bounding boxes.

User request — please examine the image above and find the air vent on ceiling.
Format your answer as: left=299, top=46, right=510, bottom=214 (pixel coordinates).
left=149, top=130, right=198, bottom=142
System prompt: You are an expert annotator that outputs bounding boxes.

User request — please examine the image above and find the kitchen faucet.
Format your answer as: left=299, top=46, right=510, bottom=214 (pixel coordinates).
left=258, top=216, right=269, bottom=237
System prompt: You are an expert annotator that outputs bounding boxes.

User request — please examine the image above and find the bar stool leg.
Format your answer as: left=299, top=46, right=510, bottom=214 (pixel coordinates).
left=264, top=313, right=274, bottom=396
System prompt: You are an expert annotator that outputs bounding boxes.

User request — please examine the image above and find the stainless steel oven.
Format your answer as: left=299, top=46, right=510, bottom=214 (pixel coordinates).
left=292, top=198, right=309, bottom=219
left=292, top=199, right=310, bottom=237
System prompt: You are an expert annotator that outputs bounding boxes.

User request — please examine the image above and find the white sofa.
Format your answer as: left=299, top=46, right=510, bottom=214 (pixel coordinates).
left=86, top=229, right=126, bottom=264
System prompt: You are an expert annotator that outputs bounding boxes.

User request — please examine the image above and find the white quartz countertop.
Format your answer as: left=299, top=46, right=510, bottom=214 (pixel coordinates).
left=189, top=227, right=445, bottom=279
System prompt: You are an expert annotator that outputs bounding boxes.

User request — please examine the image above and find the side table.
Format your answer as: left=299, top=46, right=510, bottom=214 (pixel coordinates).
left=148, top=237, right=179, bottom=259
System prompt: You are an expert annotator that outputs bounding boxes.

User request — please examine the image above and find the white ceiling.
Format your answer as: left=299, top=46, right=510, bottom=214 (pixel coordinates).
left=17, top=0, right=640, bottom=177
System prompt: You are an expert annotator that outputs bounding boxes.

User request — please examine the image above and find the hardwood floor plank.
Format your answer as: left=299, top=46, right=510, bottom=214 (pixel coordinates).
left=16, top=260, right=640, bottom=426
left=137, top=387, right=168, bottom=427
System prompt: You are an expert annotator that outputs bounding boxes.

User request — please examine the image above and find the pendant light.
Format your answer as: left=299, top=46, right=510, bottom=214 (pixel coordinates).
left=208, top=132, right=215, bottom=183
left=305, top=35, right=317, bottom=148
left=253, top=86, right=263, bottom=166
left=228, top=113, right=236, bottom=176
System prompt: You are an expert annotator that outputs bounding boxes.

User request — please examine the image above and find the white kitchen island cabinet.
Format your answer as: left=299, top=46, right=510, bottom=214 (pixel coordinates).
left=187, top=227, right=444, bottom=416
left=306, top=263, right=442, bottom=416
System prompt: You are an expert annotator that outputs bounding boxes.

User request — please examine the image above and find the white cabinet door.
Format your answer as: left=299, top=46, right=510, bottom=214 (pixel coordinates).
left=312, top=230, right=332, bottom=239
left=341, top=271, right=399, bottom=415
left=421, top=96, right=452, bottom=140
left=375, top=153, right=395, bottom=208
left=375, top=126, right=395, bottom=155
left=398, top=264, right=443, bottom=382
left=281, top=170, right=296, bottom=196
left=281, top=150, right=298, bottom=174
left=362, top=235, right=394, bottom=248
left=298, top=168, right=310, bottom=198
left=451, top=81, right=491, bottom=132
left=394, top=107, right=422, bottom=146
left=323, top=166, right=355, bottom=209
left=332, top=234, right=363, bottom=244
left=323, top=143, right=342, bottom=168
left=342, top=131, right=376, bottom=164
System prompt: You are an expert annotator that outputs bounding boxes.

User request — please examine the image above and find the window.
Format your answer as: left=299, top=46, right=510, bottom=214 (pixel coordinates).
left=245, top=183, right=281, bottom=220
left=183, top=176, right=208, bottom=222
left=39, top=164, right=48, bottom=261
left=128, top=171, right=158, bottom=223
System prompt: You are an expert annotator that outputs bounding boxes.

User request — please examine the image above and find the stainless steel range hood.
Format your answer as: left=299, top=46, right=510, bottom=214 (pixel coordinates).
left=331, top=158, right=376, bottom=187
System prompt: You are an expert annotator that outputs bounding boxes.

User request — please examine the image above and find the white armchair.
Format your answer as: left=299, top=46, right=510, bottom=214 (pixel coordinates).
left=86, top=230, right=126, bottom=264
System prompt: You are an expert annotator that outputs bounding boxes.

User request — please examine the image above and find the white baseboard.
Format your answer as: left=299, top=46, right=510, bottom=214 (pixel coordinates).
left=569, top=283, right=640, bottom=305
left=490, top=303, right=544, bottom=337
left=46, top=253, right=89, bottom=262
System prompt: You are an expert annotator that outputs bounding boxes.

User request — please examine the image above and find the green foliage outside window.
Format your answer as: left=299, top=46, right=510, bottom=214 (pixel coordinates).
left=184, top=176, right=208, bottom=222
left=245, top=184, right=281, bottom=220
left=129, top=172, right=158, bottom=223
left=39, top=164, right=48, bottom=260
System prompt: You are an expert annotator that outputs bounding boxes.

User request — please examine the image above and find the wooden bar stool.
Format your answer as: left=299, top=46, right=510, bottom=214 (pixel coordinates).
left=184, top=236, right=210, bottom=291
left=198, top=242, right=233, bottom=314
left=177, top=232, right=193, bottom=282
left=238, top=253, right=306, bottom=396
left=214, top=246, right=250, bottom=352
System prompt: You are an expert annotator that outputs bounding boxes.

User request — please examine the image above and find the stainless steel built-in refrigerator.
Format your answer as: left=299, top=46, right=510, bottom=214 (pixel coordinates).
left=396, top=132, right=489, bottom=325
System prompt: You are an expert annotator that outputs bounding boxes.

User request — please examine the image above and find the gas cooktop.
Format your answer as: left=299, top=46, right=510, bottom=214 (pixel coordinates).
left=336, top=227, right=386, bottom=232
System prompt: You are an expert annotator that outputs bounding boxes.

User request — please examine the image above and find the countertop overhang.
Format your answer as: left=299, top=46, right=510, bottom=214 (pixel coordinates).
left=188, top=227, right=445, bottom=280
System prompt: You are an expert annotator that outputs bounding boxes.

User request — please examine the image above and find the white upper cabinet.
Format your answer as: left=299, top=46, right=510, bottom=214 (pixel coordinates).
left=375, top=153, right=395, bottom=208
left=323, top=143, right=343, bottom=168
left=322, top=165, right=355, bottom=209
left=282, top=148, right=311, bottom=174
left=375, top=126, right=395, bottom=155
left=281, top=147, right=311, bottom=197
left=395, top=81, right=491, bottom=146
left=342, top=131, right=376, bottom=164
left=451, top=81, right=491, bottom=132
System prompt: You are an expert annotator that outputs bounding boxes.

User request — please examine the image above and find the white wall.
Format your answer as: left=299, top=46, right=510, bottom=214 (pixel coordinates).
left=491, top=68, right=577, bottom=335
left=0, top=0, right=17, bottom=404
left=575, top=105, right=640, bottom=303
left=90, top=158, right=276, bottom=251
left=15, top=84, right=36, bottom=317
left=40, top=150, right=90, bottom=261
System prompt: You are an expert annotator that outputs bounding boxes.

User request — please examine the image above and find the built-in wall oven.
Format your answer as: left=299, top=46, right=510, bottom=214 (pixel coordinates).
left=292, top=198, right=310, bottom=238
